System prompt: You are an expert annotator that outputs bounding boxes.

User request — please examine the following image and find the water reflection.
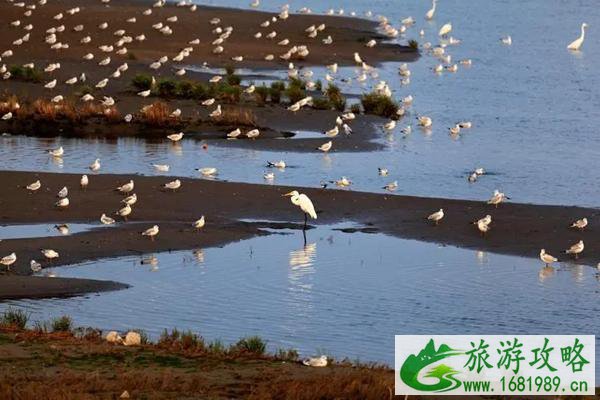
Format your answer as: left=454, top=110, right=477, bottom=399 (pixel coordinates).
left=3, top=224, right=599, bottom=373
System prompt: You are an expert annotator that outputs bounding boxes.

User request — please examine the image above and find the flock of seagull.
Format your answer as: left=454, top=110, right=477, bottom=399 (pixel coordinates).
left=0, top=0, right=593, bottom=274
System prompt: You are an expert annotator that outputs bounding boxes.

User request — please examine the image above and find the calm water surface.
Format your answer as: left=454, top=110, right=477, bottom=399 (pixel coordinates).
left=2, top=225, right=599, bottom=373
left=1, top=1, right=599, bottom=206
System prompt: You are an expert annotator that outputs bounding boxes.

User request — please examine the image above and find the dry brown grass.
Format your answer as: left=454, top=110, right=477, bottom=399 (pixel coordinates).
left=139, top=101, right=173, bottom=126
left=0, top=94, right=21, bottom=114
left=213, top=107, right=257, bottom=127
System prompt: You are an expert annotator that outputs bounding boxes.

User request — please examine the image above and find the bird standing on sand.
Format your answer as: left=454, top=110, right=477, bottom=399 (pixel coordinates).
left=427, top=209, right=444, bottom=225
left=26, top=180, right=41, bottom=192
left=475, top=215, right=492, bottom=235
left=193, top=216, right=205, bottom=230
left=539, top=249, right=557, bottom=267
left=164, top=179, right=181, bottom=191
left=122, top=193, right=137, bottom=206
left=0, top=253, right=16, bottom=269
left=116, top=180, right=134, bottom=194
left=570, top=217, right=588, bottom=230
left=80, top=175, right=89, bottom=188
left=117, top=204, right=132, bottom=221
left=55, top=197, right=69, bottom=208
left=41, top=249, right=59, bottom=260
left=565, top=240, right=584, bottom=259
left=100, top=213, right=115, bottom=225
left=142, top=225, right=159, bottom=240
left=283, top=190, right=317, bottom=230
left=487, top=190, right=509, bottom=208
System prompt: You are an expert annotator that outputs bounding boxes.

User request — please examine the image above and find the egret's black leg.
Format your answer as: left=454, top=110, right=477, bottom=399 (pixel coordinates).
left=303, top=213, right=307, bottom=230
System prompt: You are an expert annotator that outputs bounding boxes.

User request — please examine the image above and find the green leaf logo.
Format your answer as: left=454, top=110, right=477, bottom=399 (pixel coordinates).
left=400, top=339, right=464, bottom=392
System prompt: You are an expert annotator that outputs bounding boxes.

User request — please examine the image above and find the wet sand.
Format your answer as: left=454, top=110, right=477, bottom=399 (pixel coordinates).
left=1, top=170, right=598, bottom=298
left=0, top=0, right=417, bottom=72
left=0, top=276, right=127, bottom=300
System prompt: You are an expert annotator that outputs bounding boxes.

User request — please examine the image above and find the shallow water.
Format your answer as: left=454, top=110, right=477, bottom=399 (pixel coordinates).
left=2, top=0, right=600, bottom=207
left=0, top=222, right=107, bottom=240
left=2, top=225, right=599, bottom=375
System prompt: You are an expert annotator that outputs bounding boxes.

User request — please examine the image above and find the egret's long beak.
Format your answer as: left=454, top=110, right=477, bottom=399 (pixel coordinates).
left=282, top=192, right=293, bottom=197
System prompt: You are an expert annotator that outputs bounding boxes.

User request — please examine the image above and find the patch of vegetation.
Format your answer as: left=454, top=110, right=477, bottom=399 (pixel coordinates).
left=311, top=97, right=331, bottom=110
left=155, top=79, right=178, bottom=97
left=285, top=85, right=306, bottom=104
left=9, top=65, right=44, bottom=83
left=1, top=308, right=29, bottom=329
left=408, top=39, right=419, bottom=49
left=326, top=83, right=346, bottom=111
left=275, top=348, right=299, bottom=361
left=131, top=73, right=153, bottom=91
left=360, top=91, right=399, bottom=118
left=254, top=85, right=269, bottom=106
left=175, top=81, right=195, bottom=98
left=208, top=339, right=226, bottom=355
left=139, top=101, right=172, bottom=126
left=350, top=103, right=361, bottom=114
left=213, top=107, right=256, bottom=126
left=234, top=336, right=266, bottom=356
left=51, top=315, right=73, bottom=332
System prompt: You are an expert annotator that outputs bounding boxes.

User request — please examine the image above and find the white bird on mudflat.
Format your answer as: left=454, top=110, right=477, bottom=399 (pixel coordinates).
left=487, top=190, right=509, bottom=208
left=101, top=213, right=115, bottom=225
left=325, top=126, right=339, bottom=137
left=567, top=23, right=588, bottom=51
left=193, top=215, right=205, bottom=230
left=201, top=98, right=215, bottom=106
left=26, top=180, right=41, bottom=191
left=41, top=249, right=59, bottom=260
left=318, top=141, right=332, bottom=152
left=175, top=68, right=186, bottom=76
left=427, top=209, right=444, bottom=225
left=283, top=190, right=317, bottom=229
left=55, top=197, right=69, bottom=208
left=116, top=180, right=134, bottom=194
left=142, top=225, right=159, bottom=240
left=540, top=249, right=557, bottom=267
left=227, top=128, right=242, bottom=138
left=164, top=179, right=181, bottom=191
left=197, top=167, right=218, bottom=176
left=170, top=109, right=181, bottom=118
left=81, top=94, right=94, bottom=102
left=383, top=181, right=398, bottom=191
left=30, top=259, right=42, bottom=273
left=384, top=120, right=396, bottom=131
left=122, top=193, right=137, bottom=206
left=438, top=22, right=452, bottom=36
left=353, top=52, right=363, bottom=64
left=570, top=217, right=588, bottom=230
left=138, top=89, right=151, bottom=97
left=89, top=158, right=101, bottom=171
left=246, top=129, right=260, bottom=139
left=209, top=105, right=222, bottom=118
left=565, top=240, right=584, bottom=259
left=302, top=355, right=327, bottom=367
left=0, top=253, right=16, bottom=269
left=474, top=215, right=492, bottom=235
left=44, top=79, right=57, bottom=89
left=117, top=203, right=132, bottom=220
left=167, top=132, right=184, bottom=142
left=57, top=186, right=68, bottom=198
left=425, top=0, right=437, bottom=20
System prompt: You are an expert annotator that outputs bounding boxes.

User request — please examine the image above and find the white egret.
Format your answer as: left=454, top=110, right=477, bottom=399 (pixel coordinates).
left=283, top=190, right=317, bottom=229
left=567, top=23, right=588, bottom=51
